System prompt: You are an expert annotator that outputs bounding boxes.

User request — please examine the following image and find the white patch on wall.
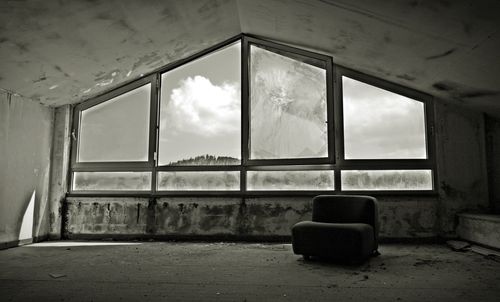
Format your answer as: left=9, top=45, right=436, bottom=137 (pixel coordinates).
left=19, top=190, right=35, bottom=241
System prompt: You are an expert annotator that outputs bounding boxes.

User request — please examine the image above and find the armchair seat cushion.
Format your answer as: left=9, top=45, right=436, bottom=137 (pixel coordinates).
left=292, top=221, right=375, bottom=260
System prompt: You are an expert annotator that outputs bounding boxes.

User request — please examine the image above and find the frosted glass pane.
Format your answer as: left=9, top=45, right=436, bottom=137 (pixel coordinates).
left=341, top=170, right=433, bottom=191
left=159, top=42, right=241, bottom=166
left=250, top=45, right=328, bottom=159
left=78, top=84, right=150, bottom=162
left=73, top=172, right=151, bottom=191
left=247, top=170, right=334, bottom=191
left=157, top=171, right=240, bottom=191
left=342, top=77, right=427, bottom=159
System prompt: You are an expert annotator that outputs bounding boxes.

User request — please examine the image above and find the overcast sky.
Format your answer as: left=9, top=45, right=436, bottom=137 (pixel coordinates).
left=78, top=42, right=427, bottom=165
left=342, top=76, right=427, bottom=159
left=79, top=84, right=150, bottom=162
left=159, top=42, right=241, bottom=165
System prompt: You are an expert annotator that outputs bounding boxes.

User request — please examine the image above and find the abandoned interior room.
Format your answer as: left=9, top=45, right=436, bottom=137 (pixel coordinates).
left=1, top=0, right=500, bottom=301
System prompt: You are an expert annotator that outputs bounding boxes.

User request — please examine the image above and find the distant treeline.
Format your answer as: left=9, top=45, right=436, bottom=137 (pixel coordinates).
left=168, top=154, right=240, bottom=166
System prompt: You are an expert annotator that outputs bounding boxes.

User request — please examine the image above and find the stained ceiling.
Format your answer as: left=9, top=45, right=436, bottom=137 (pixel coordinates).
left=1, top=0, right=499, bottom=116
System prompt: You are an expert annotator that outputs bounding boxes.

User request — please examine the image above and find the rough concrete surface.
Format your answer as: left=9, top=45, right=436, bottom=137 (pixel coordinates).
left=0, top=92, right=53, bottom=246
left=0, top=242, right=499, bottom=301
left=59, top=100, right=488, bottom=241
left=2, top=0, right=499, bottom=116
left=435, top=101, right=489, bottom=236
left=65, top=196, right=438, bottom=239
left=485, top=115, right=500, bottom=213
left=0, top=0, right=241, bottom=107
left=47, top=105, right=71, bottom=239
left=457, top=213, right=500, bottom=249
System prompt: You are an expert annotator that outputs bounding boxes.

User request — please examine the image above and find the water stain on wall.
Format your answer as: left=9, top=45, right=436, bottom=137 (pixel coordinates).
left=433, top=81, right=499, bottom=100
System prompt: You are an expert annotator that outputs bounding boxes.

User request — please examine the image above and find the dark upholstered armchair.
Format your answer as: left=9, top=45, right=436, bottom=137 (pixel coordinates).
left=292, top=195, right=379, bottom=261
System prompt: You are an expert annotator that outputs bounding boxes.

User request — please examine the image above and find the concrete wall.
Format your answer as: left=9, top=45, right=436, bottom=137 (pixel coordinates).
left=435, top=102, right=489, bottom=236
left=0, top=92, right=54, bottom=248
left=65, top=196, right=437, bottom=240
left=485, top=115, right=500, bottom=214
left=457, top=213, right=500, bottom=249
left=62, top=100, right=488, bottom=240
left=47, top=105, right=71, bottom=239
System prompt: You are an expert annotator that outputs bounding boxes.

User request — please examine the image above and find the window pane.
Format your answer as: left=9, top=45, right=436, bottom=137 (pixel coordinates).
left=159, top=42, right=241, bottom=166
left=341, top=170, right=433, bottom=191
left=247, top=170, right=334, bottom=191
left=73, top=172, right=151, bottom=191
left=78, top=84, right=151, bottom=162
left=342, top=77, right=427, bottom=159
left=157, top=171, right=240, bottom=191
left=250, top=45, right=328, bottom=159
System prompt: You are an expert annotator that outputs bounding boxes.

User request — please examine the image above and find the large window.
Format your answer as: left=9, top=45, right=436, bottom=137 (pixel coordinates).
left=159, top=42, right=241, bottom=166
left=337, top=68, right=434, bottom=192
left=69, top=35, right=435, bottom=195
left=77, top=84, right=151, bottom=162
left=249, top=45, right=328, bottom=160
left=342, top=76, right=427, bottom=160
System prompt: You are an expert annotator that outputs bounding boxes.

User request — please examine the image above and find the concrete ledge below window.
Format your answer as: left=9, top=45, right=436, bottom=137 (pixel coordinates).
left=457, top=213, right=500, bottom=250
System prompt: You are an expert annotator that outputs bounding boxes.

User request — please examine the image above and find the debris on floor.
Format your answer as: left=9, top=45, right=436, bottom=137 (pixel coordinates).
left=470, top=245, right=500, bottom=262
left=49, top=273, right=66, bottom=279
left=413, top=259, right=441, bottom=267
left=446, top=240, right=471, bottom=251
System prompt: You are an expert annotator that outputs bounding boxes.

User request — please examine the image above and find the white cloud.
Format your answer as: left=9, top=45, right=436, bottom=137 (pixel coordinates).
left=163, top=75, right=240, bottom=136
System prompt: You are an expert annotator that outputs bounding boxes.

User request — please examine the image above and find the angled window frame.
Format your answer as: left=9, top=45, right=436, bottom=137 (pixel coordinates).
left=333, top=66, right=437, bottom=194
left=242, top=36, right=335, bottom=167
left=67, top=34, right=437, bottom=197
left=70, top=74, right=159, bottom=193
left=154, top=37, right=244, bottom=194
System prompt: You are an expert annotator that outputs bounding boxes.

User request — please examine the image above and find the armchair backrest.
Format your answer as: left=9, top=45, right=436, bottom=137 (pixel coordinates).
left=312, top=195, right=379, bottom=244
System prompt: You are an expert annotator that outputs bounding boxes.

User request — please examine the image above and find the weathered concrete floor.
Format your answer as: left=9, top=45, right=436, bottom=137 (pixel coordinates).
left=0, top=242, right=499, bottom=301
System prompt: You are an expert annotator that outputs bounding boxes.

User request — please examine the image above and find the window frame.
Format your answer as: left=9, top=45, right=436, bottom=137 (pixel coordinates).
left=334, top=66, right=437, bottom=194
left=243, top=36, right=335, bottom=167
left=70, top=74, right=159, bottom=194
left=68, top=34, right=437, bottom=197
left=154, top=38, right=244, bottom=194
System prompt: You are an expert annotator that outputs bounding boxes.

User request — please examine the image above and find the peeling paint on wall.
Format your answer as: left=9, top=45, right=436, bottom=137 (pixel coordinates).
left=65, top=196, right=439, bottom=240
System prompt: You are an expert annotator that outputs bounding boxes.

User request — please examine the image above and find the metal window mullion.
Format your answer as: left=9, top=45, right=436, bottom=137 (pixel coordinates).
left=246, top=164, right=333, bottom=171
left=242, top=36, right=250, bottom=193
left=332, top=64, right=344, bottom=193
left=244, top=35, right=332, bottom=64
left=155, top=165, right=241, bottom=172
left=68, top=104, right=79, bottom=194
left=72, top=165, right=153, bottom=172
left=339, top=160, right=434, bottom=170
left=67, top=33, right=438, bottom=196
left=425, top=98, right=438, bottom=191
left=149, top=73, right=160, bottom=194
left=76, top=76, right=154, bottom=112
left=67, top=189, right=438, bottom=199
left=326, top=57, right=335, bottom=166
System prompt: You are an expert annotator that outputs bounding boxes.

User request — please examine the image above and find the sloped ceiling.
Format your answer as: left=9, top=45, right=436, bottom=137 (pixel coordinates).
left=1, top=0, right=500, bottom=116
left=237, top=0, right=500, bottom=116
left=0, top=0, right=240, bottom=106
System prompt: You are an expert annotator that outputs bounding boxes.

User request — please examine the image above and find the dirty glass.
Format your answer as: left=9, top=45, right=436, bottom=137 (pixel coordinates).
left=72, top=172, right=151, bottom=191
left=247, top=170, right=334, bottom=191
left=341, top=170, right=432, bottom=191
left=78, top=84, right=151, bottom=162
left=157, top=171, right=240, bottom=191
left=159, top=42, right=241, bottom=166
left=249, top=45, right=328, bottom=159
left=342, top=76, right=427, bottom=159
